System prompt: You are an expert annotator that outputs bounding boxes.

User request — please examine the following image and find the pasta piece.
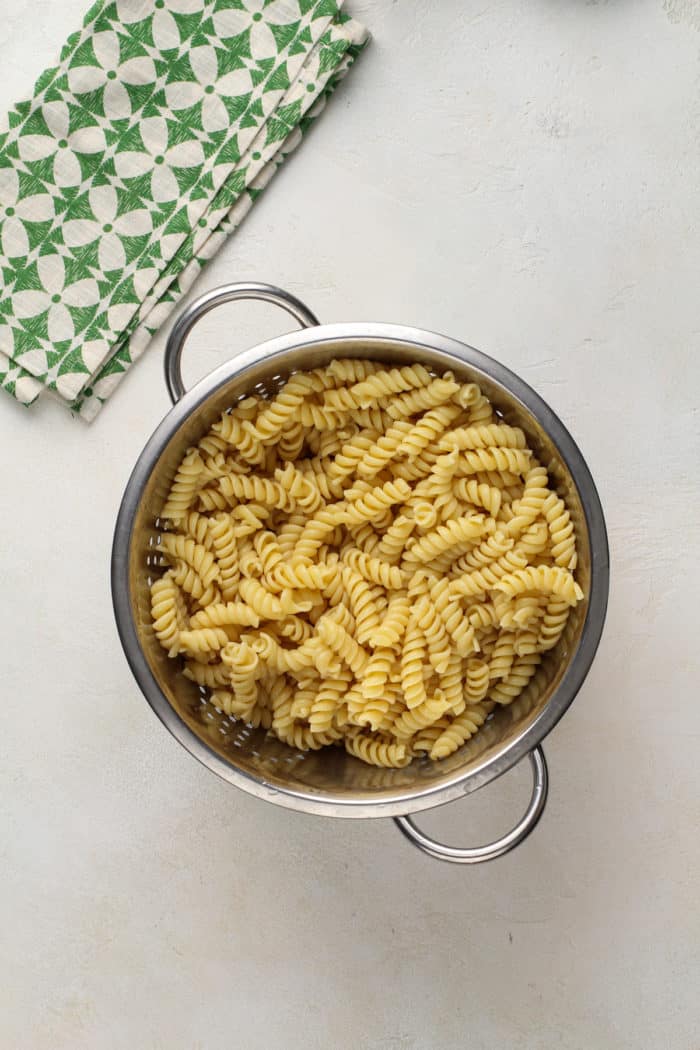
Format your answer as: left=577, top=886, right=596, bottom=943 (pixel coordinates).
left=384, top=377, right=460, bottom=419
left=159, top=534, right=219, bottom=587
left=440, top=424, right=527, bottom=451
left=493, top=565, right=583, bottom=605
left=452, top=382, right=481, bottom=409
left=373, top=593, right=410, bottom=650
left=238, top=578, right=315, bottom=620
left=348, top=364, right=433, bottom=407
left=208, top=513, right=240, bottom=600
left=413, top=595, right=451, bottom=674
left=430, top=702, right=492, bottom=760
left=218, top=474, right=295, bottom=512
left=247, top=373, right=319, bottom=445
left=183, top=660, right=231, bottom=688
left=326, top=359, right=382, bottom=384
left=278, top=419, right=306, bottom=462
left=375, top=512, right=415, bottom=564
left=150, top=574, right=188, bottom=655
left=538, top=598, right=570, bottom=651
left=169, top=558, right=220, bottom=607
left=161, top=448, right=205, bottom=523
left=488, top=631, right=516, bottom=680
left=505, top=466, right=550, bottom=539
left=448, top=549, right=529, bottom=599
left=455, top=448, right=532, bottom=476
left=396, top=403, right=462, bottom=458
left=189, top=602, right=260, bottom=629
left=489, top=653, right=541, bottom=705
left=340, top=566, right=381, bottom=646
left=402, top=514, right=489, bottom=565
left=345, top=732, right=412, bottom=768
left=465, top=659, right=490, bottom=702
left=542, top=492, right=577, bottom=570
left=294, top=507, right=346, bottom=561
left=178, top=510, right=214, bottom=550
left=341, top=548, right=404, bottom=590
left=359, top=647, right=395, bottom=701
left=453, top=479, right=502, bottom=518
left=317, top=615, right=369, bottom=675
left=342, top=478, right=411, bottom=525
left=429, top=577, right=477, bottom=657
left=440, top=650, right=466, bottom=715
left=308, top=671, right=352, bottom=735
left=401, top=617, right=429, bottom=711
left=355, top=420, right=414, bottom=478
left=454, top=529, right=514, bottom=572
left=178, top=627, right=230, bottom=657
left=274, top=462, right=323, bottom=513
left=392, top=691, right=451, bottom=740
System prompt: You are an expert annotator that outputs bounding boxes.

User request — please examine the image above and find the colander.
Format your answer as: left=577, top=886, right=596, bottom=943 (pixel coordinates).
left=112, top=283, right=609, bottom=865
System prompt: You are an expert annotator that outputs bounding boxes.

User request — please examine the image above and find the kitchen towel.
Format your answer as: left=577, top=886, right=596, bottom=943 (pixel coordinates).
left=0, top=0, right=368, bottom=421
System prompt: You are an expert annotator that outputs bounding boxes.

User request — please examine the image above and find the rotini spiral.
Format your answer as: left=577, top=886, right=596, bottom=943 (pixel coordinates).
left=505, top=466, right=550, bottom=539
left=339, top=566, right=380, bottom=646
left=413, top=595, right=451, bottom=675
left=189, top=601, right=259, bottom=630
left=178, top=627, right=230, bottom=656
left=456, top=447, right=532, bottom=476
left=440, top=423, right=527, bottom=451
left=150, top=573, right=188, bottom=655
left=178, top=510, right=213, bottom=550
left=403, top=514, right=489, bottom=565
left=400, top=617, right=428, bottom=711
left=375, top=513, right=416, bottom=563
left=348, top=364, right=433, bottom=407
left=449, top=549, right=529, bottom=599
left=392, top=691, right=451, bottom=740
left=359, top=646, right=395, bottom=701
left=542, top=492, right=577, bottom=569
left=383, top=377, right=459, bottom=419
left=342, top=478, right=411, bottom=525
left=217, top=474, right=296, bottom=512
left=159, top=534, right=219, bottom=587
left=345, top=732, right=412, bottom=768
left=208, top=513, right=239, bottom=600
left=489, top=652, right=541, bottom=705
left=342, top=548, right=404, bottom=590
left=430, top=702, right=492, bottom=760
left=274, top=462, right=323, bottom=513
left=465, top=659, right=490, bottom=702
left=317, top=615, right=369, bottom=675
left=452, top=479, right=503, bottom=518
left=308, top=671, right=352, bottom=734
left=494, top=565, right=583, bottom=605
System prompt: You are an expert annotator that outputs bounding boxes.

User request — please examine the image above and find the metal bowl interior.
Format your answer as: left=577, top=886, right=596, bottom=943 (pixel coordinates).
left=112, top=324, right=609, bottom=818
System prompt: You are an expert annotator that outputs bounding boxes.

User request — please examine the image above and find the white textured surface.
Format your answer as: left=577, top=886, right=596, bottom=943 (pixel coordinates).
left=2, top=1, right=700, bottom=1047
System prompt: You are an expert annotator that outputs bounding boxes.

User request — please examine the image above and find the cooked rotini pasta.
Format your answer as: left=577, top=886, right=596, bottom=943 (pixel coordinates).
left=149, top=360, right=583, bottom=766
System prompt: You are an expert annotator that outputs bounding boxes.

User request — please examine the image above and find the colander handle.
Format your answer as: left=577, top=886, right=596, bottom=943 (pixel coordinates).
left=393, top=746, right=548, bottom=864
left=164, top=282, right=320, bottom=403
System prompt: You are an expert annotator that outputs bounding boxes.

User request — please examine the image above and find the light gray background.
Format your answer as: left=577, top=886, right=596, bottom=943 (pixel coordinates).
left=2, top=1, right=699, bottom=1047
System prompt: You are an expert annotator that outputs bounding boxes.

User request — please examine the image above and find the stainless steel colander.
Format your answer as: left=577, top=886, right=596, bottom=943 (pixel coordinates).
left=111, top=283, right=609, bottom=864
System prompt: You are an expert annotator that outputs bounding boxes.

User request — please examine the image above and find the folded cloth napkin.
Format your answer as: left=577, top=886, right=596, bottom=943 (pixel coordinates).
left=0, top=0, right=368, bottom=421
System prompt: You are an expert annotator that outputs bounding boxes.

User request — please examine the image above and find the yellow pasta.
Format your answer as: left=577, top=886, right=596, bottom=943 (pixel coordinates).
left=150, top=360, right=583, bottom=767
left=208, top=512, right=240, bottom=600
left=430, top=702, right=493, bottom=760
left=160, top=448, right=205, bottom=523
left=150, top=573, right=188, bottom=655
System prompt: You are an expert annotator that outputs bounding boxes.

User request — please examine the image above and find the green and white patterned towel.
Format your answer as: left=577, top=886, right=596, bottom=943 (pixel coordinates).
left=0, top=0, right=368, bottom=421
